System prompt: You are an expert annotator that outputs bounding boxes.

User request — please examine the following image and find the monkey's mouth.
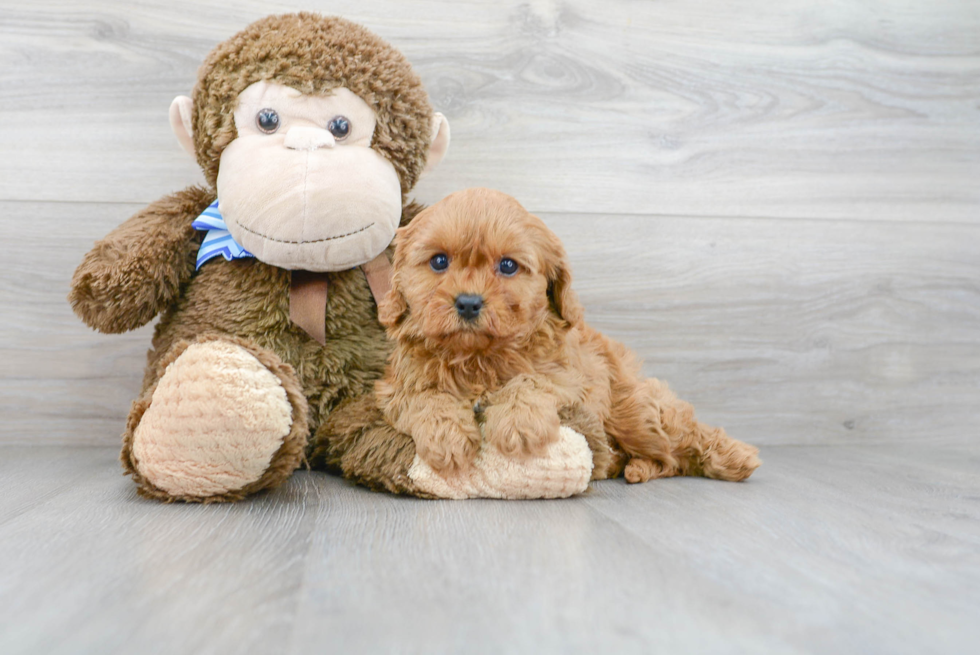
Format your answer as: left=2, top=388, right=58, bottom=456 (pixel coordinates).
left=236, top=221, right=375, bottom=245
left=216, top=132, right=405, bottom=272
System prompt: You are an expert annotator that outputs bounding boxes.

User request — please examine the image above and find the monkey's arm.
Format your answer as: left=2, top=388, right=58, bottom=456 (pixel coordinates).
left=69, top=186, right=212, bottom=334
left=312, top=394, right=596, bottom=500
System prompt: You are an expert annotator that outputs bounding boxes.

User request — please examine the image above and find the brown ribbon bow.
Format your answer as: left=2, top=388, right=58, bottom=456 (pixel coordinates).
left=288, top=252, right=393, bottom=345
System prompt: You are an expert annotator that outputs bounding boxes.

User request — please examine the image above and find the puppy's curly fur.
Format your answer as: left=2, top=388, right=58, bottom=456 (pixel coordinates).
left=376, top=188, right=761, bottom=483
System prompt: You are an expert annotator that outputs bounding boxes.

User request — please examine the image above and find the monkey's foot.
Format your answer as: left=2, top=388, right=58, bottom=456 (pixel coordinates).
left=408, top=426, right=593, bottom=499
left=126, top=338, right=308, bottom=502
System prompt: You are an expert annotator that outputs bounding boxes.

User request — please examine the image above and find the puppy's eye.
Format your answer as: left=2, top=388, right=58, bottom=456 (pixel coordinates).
left=430, top=253, right=449, bottom=272
left=498, top=258, right=519, bottom=277
left=327, top=115, right=351, bottom=140
left=256, top=109, right=280, bottom=134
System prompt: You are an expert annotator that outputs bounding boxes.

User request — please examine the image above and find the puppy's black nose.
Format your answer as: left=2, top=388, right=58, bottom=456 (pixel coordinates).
left=455, top=294, right=483, bottom=321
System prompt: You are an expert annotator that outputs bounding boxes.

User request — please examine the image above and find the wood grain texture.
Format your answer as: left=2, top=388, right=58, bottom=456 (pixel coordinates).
left=0, top=444, right=977, bottom=654
left=1, top=1, right=975, bottom=446
left=0, top=0, right=977, bottom=220
left=3, top=199, right=977, bottom=446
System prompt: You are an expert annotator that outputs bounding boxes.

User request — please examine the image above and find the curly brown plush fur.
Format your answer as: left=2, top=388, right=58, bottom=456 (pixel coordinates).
left=312, top=395, right=429, bottom=496
left=69, top=14, right=437, bottom=502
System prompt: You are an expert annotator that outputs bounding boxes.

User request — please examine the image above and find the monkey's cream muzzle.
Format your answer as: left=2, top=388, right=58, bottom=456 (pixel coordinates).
left=214, top=81, right=403, bottom=272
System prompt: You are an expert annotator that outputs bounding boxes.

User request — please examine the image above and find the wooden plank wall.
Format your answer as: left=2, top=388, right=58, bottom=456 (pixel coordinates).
left=1, top=0, right=977, bottom=447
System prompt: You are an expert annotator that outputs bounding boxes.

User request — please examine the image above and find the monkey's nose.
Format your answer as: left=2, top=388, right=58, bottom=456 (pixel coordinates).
left=455, top=294, right=483, bottom=322
left=283, top=126, right=336, bottom=151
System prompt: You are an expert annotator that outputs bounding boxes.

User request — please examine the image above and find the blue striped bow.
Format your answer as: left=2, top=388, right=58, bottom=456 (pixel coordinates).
left=191, top=200, right=254, bottom=269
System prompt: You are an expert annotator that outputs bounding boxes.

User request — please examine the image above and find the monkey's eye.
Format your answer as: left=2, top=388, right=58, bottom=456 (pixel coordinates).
left=498, top=258, right=519, bottom=276
left=256, top=109, right=280, bottom=134
left=327, top=115, right=351, bottom=140
left=429, top=254, right=449, bottom=272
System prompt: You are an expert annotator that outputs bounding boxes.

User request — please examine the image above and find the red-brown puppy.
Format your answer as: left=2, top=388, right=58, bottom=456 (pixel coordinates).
left=376, top=187, right=761, bottom=483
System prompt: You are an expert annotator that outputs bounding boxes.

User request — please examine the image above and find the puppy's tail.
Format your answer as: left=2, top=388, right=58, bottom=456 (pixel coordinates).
left=610, top=378, right=761, bottom=483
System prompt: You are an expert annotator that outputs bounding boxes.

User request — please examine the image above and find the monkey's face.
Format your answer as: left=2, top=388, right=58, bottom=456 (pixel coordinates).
left=215, top=81, right=404, bottom=272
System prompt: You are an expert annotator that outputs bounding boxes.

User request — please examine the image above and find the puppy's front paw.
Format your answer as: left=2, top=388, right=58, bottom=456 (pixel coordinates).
left=484, top=400, right=561, bottom=459
left=415, top=418, right=481, bottom=476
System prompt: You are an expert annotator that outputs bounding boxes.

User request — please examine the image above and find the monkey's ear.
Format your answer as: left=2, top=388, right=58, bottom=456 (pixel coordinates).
left=422, top=112, right=450, bottom=174
left=169, top=96, right=195, bottom=157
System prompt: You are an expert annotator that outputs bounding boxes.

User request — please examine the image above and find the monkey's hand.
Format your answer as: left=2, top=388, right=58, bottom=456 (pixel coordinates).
left=69, top=186, right=211, bottom=333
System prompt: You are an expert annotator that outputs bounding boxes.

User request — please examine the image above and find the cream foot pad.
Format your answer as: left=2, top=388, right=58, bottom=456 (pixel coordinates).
left=408, top=426, right=594, bottom=499
left=132, top=341, right=293, bottom=498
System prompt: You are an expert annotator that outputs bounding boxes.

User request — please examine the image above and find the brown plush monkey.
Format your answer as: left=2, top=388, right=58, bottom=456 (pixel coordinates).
left=69, top=14, right=452, bottom=502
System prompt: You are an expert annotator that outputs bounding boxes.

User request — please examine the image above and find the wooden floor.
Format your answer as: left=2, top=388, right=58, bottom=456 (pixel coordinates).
left=0, top=444, right=977, bottom=654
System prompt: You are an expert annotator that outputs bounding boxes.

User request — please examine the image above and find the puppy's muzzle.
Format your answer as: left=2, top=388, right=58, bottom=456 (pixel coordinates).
left=454, top=294, right=483, bottom=322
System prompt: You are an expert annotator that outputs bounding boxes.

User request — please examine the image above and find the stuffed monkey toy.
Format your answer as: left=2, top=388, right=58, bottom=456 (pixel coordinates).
left=69, top=13, right=596, bottom=502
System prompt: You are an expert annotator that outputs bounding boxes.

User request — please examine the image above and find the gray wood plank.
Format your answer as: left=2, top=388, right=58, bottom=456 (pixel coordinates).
left=0, top=446, right=322, bottom=655
left=0, top=0, right=977, bottom=220
left=0, top=444, right=977, bottom=654
left=0, top=446, right=108, bottom=526
left=3, top=200, right=977, bottom=447
left=288, top=469, right=784, bottom=655
left=582, top=446, right=980, bottom=655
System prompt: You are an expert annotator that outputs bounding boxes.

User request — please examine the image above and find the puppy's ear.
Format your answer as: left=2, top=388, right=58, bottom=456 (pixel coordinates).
left=544, top=232, right=585, bottom=327
left=548, top=264, right=584, bottom=327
